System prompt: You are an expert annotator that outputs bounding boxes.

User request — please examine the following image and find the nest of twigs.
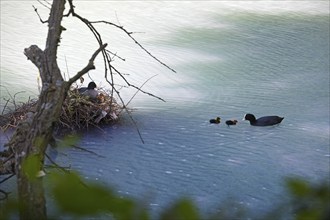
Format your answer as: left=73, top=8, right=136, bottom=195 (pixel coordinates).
left=0, top=97, right=38, bottom=131
left=59, top=88, right=122, bottom=131
left=0, top=88, right=122, bottom=132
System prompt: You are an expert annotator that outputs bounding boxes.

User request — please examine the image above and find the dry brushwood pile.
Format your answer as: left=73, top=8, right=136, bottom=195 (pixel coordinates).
left=0, top=87, right=122, bottom=132
left=0, top=97, right=38, bottom=131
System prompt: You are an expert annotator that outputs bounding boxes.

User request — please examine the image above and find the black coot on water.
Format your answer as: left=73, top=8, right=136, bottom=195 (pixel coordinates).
left=243, top=113, right=284, bottom=126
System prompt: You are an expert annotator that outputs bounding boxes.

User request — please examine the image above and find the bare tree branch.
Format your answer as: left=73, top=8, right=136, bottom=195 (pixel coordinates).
left=0, top=174, right=15, bottom=185
left=65, top=0, right=172, bottom=101
left=62, top=0, right=176, bottom=145
left=32, top=5, right=48, bottom=23
left=125, top=74, right=159, bottom=107
left=37, top=0, right=51, bottom=9
left=90, top=20, right=176, bottom=73
left=68, top=43, right=108, bottom=84
left=105, top=49, right=126, bottom=61
left=111, top=65, right=166, bottom=102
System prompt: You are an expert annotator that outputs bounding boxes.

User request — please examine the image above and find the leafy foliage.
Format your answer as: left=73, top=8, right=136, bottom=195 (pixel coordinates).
left=160, top=198, right=199, bottom=220
left=22, top=154, right=42, bottom=181
left=50, top=171, right=148, bottom=220
left=1, top=154, right=329, bottom=220
left=57, top=135, right=81, bottom=148
left=287, top=178, right=330, bottom=220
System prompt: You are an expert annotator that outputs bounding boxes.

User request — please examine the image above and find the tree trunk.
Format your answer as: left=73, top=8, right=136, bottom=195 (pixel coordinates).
left=6, top=0, right=107, bottom=218
left=7, top=1, right=67, bottom=219
left=12, top=81, right=69, bottom=220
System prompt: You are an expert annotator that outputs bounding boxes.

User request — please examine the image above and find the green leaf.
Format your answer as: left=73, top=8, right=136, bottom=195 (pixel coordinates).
left=160, top=198, right=200, bottom=220
left=50, top=172, right=147, bottom=220
left=51, top=172, right=105, bottom=215
left=22, top=154, right=42, bottom=181
left=287, top=178, right=310, bottom=197
left=58, top=135, right=80, bottom=148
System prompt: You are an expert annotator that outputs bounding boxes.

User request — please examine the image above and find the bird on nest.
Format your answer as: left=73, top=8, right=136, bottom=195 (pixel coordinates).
left=78, top=82, right=98, bottom=99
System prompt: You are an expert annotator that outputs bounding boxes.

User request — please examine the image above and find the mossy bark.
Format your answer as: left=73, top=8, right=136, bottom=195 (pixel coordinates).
left=6, top=1, right=67, bottom=219
left=5, top=0, right=107, bottom=218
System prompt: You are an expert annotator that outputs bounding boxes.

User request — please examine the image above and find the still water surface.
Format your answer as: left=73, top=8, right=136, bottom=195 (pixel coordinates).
left=1, top=1, right=329, bottom=218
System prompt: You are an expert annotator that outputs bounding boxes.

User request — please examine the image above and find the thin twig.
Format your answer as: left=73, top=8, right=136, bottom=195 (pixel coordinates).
left=32, top=5, right=48, bottom=23
left=126, top=110, right=145, bottom=144
left=0, top=86, right=14, bottom=104
left=114, top=11, right=122, bottom=27
left=105, top=49, right=125, bottom=61
left=37, top=0, right=51, bottom=9
left=125, top=74, right=159, bottom=107
left=45, top=153, right=70, bottom=173
left=68, top=43, right=107, bottom=84
left=70, top=144, right=106, bottom=158
left=64, top=55, right=70, bottom=80
left=90, top=20, right=176, bottom=73
left=112, top=65, right=166, bottom=102
left=2, top=153, right=14, bottom=165
left=12, top=91, right=26, bottom=110
left=0, top=189, right=11, bottom=201
left=0, top=173, right=15, bottom=185
left=1, top=98, right=10, bottom=115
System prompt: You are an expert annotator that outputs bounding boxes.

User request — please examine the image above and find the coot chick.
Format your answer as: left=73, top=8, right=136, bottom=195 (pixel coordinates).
left=78, top=82, right=98, bottom=99
left=243, top=113, right=284, bottom=126
left=209, top=117, right=221, bottom=124
left=225, top=119, right=238, bottom=127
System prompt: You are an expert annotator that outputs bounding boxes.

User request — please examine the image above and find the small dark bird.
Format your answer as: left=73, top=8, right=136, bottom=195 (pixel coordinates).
left=210, top=117, right=221, bottom=124
left=78, top=82, right=98, bottom=99
left=243, top=113, right=284, bottom=126
left=226, top=119, right=238, bottom=127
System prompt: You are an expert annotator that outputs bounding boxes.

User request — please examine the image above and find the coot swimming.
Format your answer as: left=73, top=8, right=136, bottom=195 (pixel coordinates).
left=209, top=117, right=221, bottom=124
left=243, top=113, right=284, bottom=126
left=225, top=119, right=238, bottom=126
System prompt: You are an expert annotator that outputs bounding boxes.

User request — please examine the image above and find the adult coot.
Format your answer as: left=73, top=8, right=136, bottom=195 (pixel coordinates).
left=243, top=113, right=284, bottom=126
left=209, top=117, right=221, bottom=124
left=225, top=119, right=238, bottom=126
left=78, top=82, right=98, bottom=99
